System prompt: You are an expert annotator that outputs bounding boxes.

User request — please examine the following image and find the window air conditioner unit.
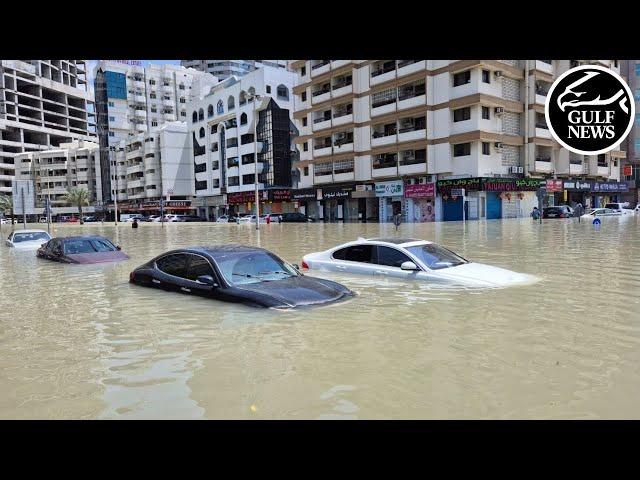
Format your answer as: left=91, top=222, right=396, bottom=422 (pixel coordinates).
left=518, top=166, right=524, bottom=174
left=495, top=142, right=504, bottom=149
left=494, top=70, right=503, bottom=78
left=495, top=107, right=505, bottom=115
left=419, top=177, right=425, bottom=184
left=508, top=166, right=515, bottom=174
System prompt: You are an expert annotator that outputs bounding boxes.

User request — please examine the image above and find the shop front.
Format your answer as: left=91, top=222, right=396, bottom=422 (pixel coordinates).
left=194, top=195, right=226, bottom=220
left=266, top=189, right=295, bottom=215
left=320, top=185, right=354, bottom=222
left=292, top=188, right=318, bottom=218
left=590, top=181, right=629, bottom=207
left=110, top=199, right=196, bottom=217
left=227, top=190, right=269, bottom=215
left=563, top=180, right=593, bottom=208
left=375, top=180, right=404, bottom=223
left=404, top=183, right=435, bottom=222
left=437, top=177, right=542, bottom=221
left=351, top=184, right=377, bottom=222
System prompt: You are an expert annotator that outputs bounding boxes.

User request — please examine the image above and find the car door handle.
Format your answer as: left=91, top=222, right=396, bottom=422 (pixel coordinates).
left=180, top=287, right=191, bottom=293
left=375, top=270, right=389, bottom=275
left=336, top=265, right=347, bottom=271
left=152, top=279, right=161, bottom=284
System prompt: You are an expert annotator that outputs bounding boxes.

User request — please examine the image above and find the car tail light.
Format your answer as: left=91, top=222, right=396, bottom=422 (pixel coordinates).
left=129, top=271, right=135, bottom=282
left=301, top=260, right=309, bottom=269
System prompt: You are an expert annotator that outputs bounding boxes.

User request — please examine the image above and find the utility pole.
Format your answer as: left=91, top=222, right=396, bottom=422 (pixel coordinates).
left=252, top=94, right=262, bottom=231
left=21, top=187, right=26, bottom=228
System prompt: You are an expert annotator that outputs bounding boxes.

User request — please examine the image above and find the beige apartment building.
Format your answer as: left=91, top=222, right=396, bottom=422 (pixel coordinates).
left=291, top=60, right=626, bottom=222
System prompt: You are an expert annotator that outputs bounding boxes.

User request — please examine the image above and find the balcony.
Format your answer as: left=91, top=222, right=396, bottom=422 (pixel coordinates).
left=314, top=171, right=334, bottom=184
left=162, top=98, right=173, bottom=107
left=399, top=162, right=427, bottom=176
left=569, top=163, right=584, bottom=175
left=134, top=109, right=147, bottom=118
left=126, top=164, right=144, bottom=175
left=397, top=60, right=426, bottom=77
left=398, top=125, right=426, bottom=143
left=597, top=166, right=610, bottom=176
left=136, top=124, right=147, bottom=132
left=311, top=60, right=331, bottom=77
left=535, top=60, right=553, bottom=74
left=126, top=147, right=143, bottom=159
left=313, top=144, right=332, bottom=157
left=313, top=116, right=332, bottom=131
left=533, top=159, right=553, bottom=173
left=333, top=137, right=353, bottom=153
left=535, top=124, right=551, bottom=139
left=134, top=80, right=144, bottom=89
left=397, top=83, right=426, bottom=110
left=371, top=61, right=397, bottom=85
left=331, top=60, right=350, bottom=69
left=312, top=87, right=331, bottom=105
left=127, top=179, right=145, bottom=189
left=163, top=113, right=176, bottom=121
left=332, top=112, right=353, bottom=127
left=372, top=127, right=398, bottom=147
left=134, top=95, right=145, bottom=104
left=371, top=100, right=397, bottom=117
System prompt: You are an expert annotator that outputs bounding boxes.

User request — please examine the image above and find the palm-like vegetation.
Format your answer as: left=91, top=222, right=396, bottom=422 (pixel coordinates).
left=0, top=194, right=14, bottom=225
left=63, top=188, right=89, bottom=225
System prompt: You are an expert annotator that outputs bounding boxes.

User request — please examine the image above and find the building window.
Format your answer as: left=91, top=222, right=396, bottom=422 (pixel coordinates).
left=301, top=91, right=307, bottom=102
left=302, top=117, right=308, bottom=127
left=453, top=143, right=471, bottom=156
left=303, top=142, right=308, bottom=152
left=240, top=113, right=248, bottom=125
left=453, top=70, right=471, bottom=87
left=482, top=106, right=490, bottom=120
left=108, top=101, right=114, bottom=107
left=453, top=107, right=471, bottom=122
left=152, top=121, right=158, bottom=127
left=179, top=97, right=185, bottom=103
left=108, top=131, right=114, bottom=137
left=482, top=142, right=490, bottom=155
left=277, top=84, right=289, bottom=100
left=181, top=111, right=186, bottom=117
left=301, top=66, right=306, bottom=76
left=198, top=108, right=204, bottom=121
left=109, top=116, right=115, bottom=122
left=482, top=69, right=490, bottom=84
left=211, top=124, right=218, bottom=134
left=192, top=111, right=198, bottom=123
left=217, top=100, right=224, bottom=115
left=266, top=85, right=271, bottom=94
left=304, top=166, right=309, bottom=176
left=149, top=79, right=156, bottom=85
left=179, top=84, right=185, bottom=90
left=199, top=127, right=205, bottom=138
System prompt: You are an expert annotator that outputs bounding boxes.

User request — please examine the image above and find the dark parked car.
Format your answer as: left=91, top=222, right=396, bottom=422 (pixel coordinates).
left=279, top=212, right=315, bottom=223
left=129, top=245, right=354, bottom=309
left=37, top=235, right=129, bottom=264
left=174, top=215, right=207, bottom=222
left=543, top=206, right=573, bottom=219
left=82, top=216, right=99, bottom=223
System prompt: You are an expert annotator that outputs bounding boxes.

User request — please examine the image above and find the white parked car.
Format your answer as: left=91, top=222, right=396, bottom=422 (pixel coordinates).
left=5, top=229, right=52, bottom=249
left=216, top=215, right=231, bottom=223
left=237, top=215, right=257, bottom=224
left=302, top=238, right=537, bottom=288
left=581, top=208, right=622, bottom=218
left=604, top=203, right=634, bottom=215
left=0, top=218, right=9, bottom=225
left=635, top=204, right=640, bottom=213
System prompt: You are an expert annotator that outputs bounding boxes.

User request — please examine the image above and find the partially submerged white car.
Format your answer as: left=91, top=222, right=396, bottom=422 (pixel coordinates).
left=302, top=238, right=537, bottom=288
left=5, top=229, right=52, bottom=250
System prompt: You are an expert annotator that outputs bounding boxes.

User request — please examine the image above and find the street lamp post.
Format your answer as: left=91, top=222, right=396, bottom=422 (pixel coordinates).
left=251, top=94, right=262, bottom=230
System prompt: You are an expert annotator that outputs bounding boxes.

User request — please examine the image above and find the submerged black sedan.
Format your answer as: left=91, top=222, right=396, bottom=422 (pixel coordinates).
left=37, top=235, right=129, bottom=264
left=129, top=245, right=354, bottom=309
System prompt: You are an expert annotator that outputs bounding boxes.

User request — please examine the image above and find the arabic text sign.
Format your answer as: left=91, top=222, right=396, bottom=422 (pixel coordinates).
left=404, top=183, right=435, bottom=198
left=375, top=181, right=404, bottom=197
left=546, top=179, right=564, bottom=192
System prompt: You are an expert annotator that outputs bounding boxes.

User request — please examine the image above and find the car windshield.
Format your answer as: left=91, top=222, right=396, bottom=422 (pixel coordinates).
left=13, top=232, right=50, bottom=243
left=63, top=238, right=117, bottom=254
left=215, top=251, right=299, bottom=285
left=406, top=244, right=469, bottom=270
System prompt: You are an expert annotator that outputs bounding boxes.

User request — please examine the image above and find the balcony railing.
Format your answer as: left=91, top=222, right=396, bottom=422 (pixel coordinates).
left=312, top=87, right=330, bottom=97
left=372, top=129, right=397, bottom=138
left=311, top=60, right=330, bottom=70
left=373, top=155, right=398, bottom=169
left=371, top=97, right=396, bottom=108
left=535, top=156, right=551, bottom=162
left=314, top=116, right=331, bottom=124
left=399, top=123, right=425, bottom=133
left=334, top=136, right=353, bottom=146
left=398, top=86, right=426, bottom=101
left=371, top=62, right=396, bottom=77
left=333, top=106, right=352, bottom=118
left=397, top=60, right=419, bottom=68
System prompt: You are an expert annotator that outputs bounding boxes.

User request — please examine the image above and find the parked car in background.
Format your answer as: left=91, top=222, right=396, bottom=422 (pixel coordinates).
left=122, top=214, right=145, bottom=223
left=82, top=216, right=99, bottom=223
left=129, top=245, right=354, bottom=309
left=5, top=230, right=52, bottom=249
left=174, top=215, right=207, bottom=222
left=263, top=214, right=281, bottom=223
left=216, top=215, right=237, bottom=223
left=38, top=217, right=48, bottom=223
left=604, top=203, right=634, bottom=215
left=0, top=218, right=9, bottom=225
left=58, top=216, right=79, bottom=223
left=302, top=238, right=537, bottom=287
left=236, top=215, right=256, bottom=224
left=543, top=206, right=573, bottom=219
left=581, top=208, right=623, bottom=218
left=162, top=214, right=182, bottom=222
left=37, top=235, right=129, bottom=264
left=635, top=204, right=640, bottom=213
left=280, top=212, right=315, bottom=223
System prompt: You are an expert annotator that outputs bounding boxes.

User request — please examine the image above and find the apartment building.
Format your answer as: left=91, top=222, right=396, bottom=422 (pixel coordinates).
left=13, top=139, right=102, bottom=216
left=110, top=121, right=194, bottom=216
left=620, top=60, right=639, bottom=205
left=181, top=60, right=287, bottom=81
left=291, top=60, right=626, bottom=222
left=187, top=66, right=297, bottom=220
left=93, top=61, right=217, bottom=204
left=0, top=60, right=96, bottom=196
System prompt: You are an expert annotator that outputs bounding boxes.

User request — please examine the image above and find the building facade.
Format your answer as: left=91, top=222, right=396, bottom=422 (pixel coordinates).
left=93, top=60, right=217, bottom=204
left=110, top=122, right=195, bottom=216
left=291, top=60, right=626, bottom=222
left=14, top=139, right=102, bottom=216
left=187, top=67, right=297, bottom=219
left=0, top=60, right=96, bottom=196
left=181, top=60, right=287, bottom=81
left=620, top=60, right=640, bottom=205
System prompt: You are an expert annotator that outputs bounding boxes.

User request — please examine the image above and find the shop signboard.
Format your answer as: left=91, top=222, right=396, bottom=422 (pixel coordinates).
left=228, top=191, right=268, bottom=204
left=404, top=183, right=435, bottom=198
left=623, top=165, right=632, bottom=176
left=437, top=177, right=543, bottom=194
left=269, top=189, right=291, bottom=202
left=436, top=177, right=482, bottom=194
left=322, top=186, right=353, bottom=200
left=291, top=188, right=316, bottom=200
left=545, top=179, right=564, bottom=192
left=591, top=181, right=629, bottom=193
left=564, top=180, right=592, bottom=191
left=375, top=180, right=404, bottom=197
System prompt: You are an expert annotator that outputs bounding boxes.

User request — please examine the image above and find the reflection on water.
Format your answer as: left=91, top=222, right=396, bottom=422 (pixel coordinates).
left=1, top=217, right=639, bottom=419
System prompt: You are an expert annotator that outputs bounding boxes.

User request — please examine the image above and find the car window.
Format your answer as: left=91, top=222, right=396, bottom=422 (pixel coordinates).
left=406, top=244, right=469, bottom=270
left=375, top=246, right=413, bottom=268
left=215, top=251, right=298, bottom=285
left=604, top=204, right=618, bottom=210
left=156, top=254, right=189, bottom=278
left=332, top=245, right=375, bottom=263
left=90, top=239, right=116, bottom=252
left=185, top=254, right=215, bottom=281
left=63, top=239, right=99, bottom=254
left=12, top=232, right=50, bottom=243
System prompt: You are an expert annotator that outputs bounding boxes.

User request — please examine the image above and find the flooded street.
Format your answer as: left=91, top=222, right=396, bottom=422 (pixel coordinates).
left=0, top=217, right=639, bottom=419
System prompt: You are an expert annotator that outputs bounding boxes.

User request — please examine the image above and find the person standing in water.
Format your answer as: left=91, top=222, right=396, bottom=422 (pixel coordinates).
left=132, top=218, right=139, bottom=229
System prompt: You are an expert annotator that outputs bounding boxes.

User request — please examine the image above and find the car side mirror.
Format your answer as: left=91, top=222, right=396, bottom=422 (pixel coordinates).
left=196, top=275, right=218, bottom=287
left=116, top=245, right=122, bottom=251
left=293, top=264, right=300, bottom=270
left=400, top=261, right=419, bottom=271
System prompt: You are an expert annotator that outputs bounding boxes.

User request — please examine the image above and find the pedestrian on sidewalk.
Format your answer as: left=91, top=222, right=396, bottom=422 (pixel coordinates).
left=531, top=207, right=541, bottom=220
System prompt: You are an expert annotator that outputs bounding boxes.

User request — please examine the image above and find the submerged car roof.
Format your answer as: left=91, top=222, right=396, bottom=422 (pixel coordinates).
left=11, top=229, right=50, bottom=234
left=175, top=245, right=270, bottom=257
left=366, top=238, right=430, bottom=246
left=55, top=235, right=112, bottom=242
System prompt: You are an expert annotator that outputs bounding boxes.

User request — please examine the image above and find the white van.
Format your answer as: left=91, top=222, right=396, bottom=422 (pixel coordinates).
left=121, top=214, right=144, bottom=222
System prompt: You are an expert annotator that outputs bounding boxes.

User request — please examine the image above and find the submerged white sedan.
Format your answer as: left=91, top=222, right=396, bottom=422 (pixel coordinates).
left=5, top=229, right=52, bottom=249
left=302, top=238, right=537, bottom=288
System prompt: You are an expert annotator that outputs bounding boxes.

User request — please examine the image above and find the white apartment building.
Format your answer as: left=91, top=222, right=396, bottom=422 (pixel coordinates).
left=188, top=67, right=297, bottom=219
left=110, top=122, right=194, bottom=216
left=181, top=60, right=287, bottom=81
left=291, top=60, right=625, bottom=222
left=14, top=139, right=102, bottom=216
left=93, top=61, right=217, bottom=205
left=0, top=60, right=96, bottom=196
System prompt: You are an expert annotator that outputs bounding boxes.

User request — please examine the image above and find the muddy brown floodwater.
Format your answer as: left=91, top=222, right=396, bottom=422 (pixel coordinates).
left=0, top=217, right=639, bottom=419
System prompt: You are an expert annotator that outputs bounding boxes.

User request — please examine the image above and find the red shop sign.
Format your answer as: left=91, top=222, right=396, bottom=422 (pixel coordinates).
left=545, top=179, right=564, bottom=192
left=404, top=183, right=435, bottom=198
